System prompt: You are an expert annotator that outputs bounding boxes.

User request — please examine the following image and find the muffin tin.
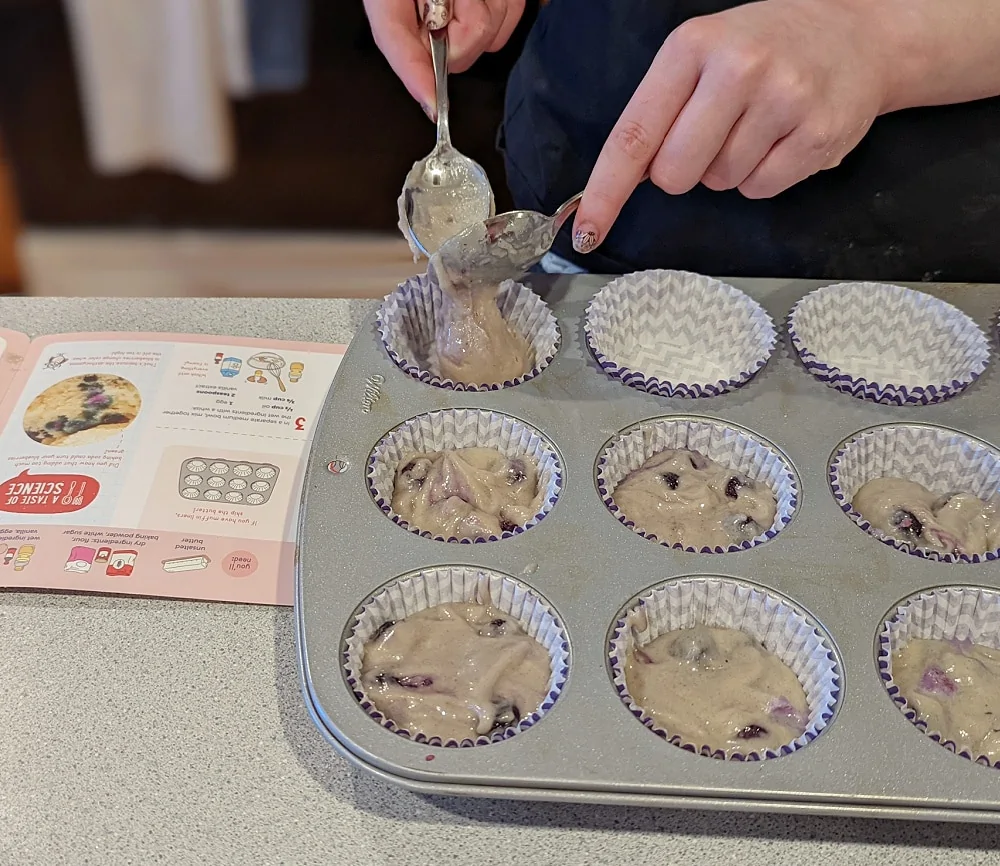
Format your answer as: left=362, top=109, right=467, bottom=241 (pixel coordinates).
left=177, top=457, right=279, bottom=505
left=296, top=275, right=1000, bottom=821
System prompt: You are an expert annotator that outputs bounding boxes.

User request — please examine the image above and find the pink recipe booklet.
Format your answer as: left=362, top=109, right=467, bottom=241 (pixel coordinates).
left=0, top=330, right=344, bottom=605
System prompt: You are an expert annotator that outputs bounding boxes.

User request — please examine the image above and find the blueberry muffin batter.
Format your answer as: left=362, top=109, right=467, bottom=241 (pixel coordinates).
left=391, top=447, right=544, bottom=540
left=625, top=624, right=810, bottom=755
left=429, top=260, right=534, bottom=386
left=612, top=449, right=777, bottom=549
left=892, top=637, right=1000, bottom=761
left=24, top=373, right=141, bottom=447
left=361, top=602, right=551, bottom=742
left=853, top=478, right=1000, bottom=556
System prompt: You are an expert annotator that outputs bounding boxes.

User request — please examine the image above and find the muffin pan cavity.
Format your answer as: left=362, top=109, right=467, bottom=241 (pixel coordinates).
left=343, top=565, right=569, bottom=747
left=878, top=586, right=1000, bottom=769
left=609, top=576, right=841, bottom=761
left=830, top=423, right=1000, bottom=563
left=789, top=282, right=990, bottom=405
left=299, top=274, right=1000, bottom=822
left=596, top=416, right=798, bottom=553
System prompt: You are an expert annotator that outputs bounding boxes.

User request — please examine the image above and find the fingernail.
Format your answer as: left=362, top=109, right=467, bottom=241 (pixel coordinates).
left=573, top=224, right=599, bottom=254
left=421, top=102, right=436, bottom=122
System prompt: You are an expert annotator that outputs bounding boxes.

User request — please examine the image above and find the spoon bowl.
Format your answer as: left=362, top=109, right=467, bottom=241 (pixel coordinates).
left=430, top=191, right=583, bottom=290
left=399, top=28, right=494, bottom=258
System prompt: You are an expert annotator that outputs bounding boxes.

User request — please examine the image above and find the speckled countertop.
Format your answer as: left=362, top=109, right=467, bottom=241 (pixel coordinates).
left=0, top=297, right=996, bottom=865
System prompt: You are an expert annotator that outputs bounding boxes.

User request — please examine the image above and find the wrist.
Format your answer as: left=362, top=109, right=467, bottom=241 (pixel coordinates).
left=824, top=0, right=928, bottom=114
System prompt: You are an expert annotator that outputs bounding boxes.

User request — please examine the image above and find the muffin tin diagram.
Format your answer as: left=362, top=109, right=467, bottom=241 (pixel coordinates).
left=177, top=457, right=279, bottom=506
left=298, top=275, right=1000, bottom=821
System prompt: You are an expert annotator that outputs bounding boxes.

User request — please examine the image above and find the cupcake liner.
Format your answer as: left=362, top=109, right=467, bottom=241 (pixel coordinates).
left=376, top=273, right=560, bottom=390
left=584, top=270, right=777, bottom=398
left=788, top=282, right=990, bottom=405
left=596, top=416, right=798, bottom=553
left=368, top=409, right=563, bottom=542
left=878, top=586, right=1000, bottom=769
left=829, top=423, right=1000, bottom=563
left=609, top=576, right=841, bottom=760
left=343, top=565, right=569, bottom=748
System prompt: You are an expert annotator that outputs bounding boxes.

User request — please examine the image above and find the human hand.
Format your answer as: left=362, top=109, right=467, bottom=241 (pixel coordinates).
left=363, top=0, right=526, bottom=118
left=572, top=0, right=893, bottom=254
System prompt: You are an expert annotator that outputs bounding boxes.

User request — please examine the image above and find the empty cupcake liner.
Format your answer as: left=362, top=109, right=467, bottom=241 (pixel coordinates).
left=608, top=576, right=841, bottom=761
left=377, top=273, right=560, bottom=390
left=829, top=423, right=1000, bottom=563
left=584, top=270, right=777, bottom=398
left=367, top=408, right=563, bottom=542
left=788, top=282, right=990, bottom=405
left=878, top=586, right=1000, bottom=769
left=343, top=565, right=570, bottom=748
left=596, top=416, right=799, bottom=553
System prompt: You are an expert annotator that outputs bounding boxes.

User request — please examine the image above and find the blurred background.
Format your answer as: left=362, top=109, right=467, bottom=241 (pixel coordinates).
left=0, top=0, right=538, bottom=298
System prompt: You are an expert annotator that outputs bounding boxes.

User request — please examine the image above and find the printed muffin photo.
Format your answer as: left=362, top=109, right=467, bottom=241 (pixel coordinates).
left=23, top=373, right=142, bottom=447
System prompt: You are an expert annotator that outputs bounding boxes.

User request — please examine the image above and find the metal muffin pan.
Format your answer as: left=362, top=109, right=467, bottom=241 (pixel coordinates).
left=297, top=275, right=1000, bottom=821
left=178, top=457, right=279, bottom=505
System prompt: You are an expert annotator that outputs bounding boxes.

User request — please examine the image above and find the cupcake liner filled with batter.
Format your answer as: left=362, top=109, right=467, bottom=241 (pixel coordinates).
left=608, top=576, right=841, bottom=760
left=377, top=273, right=560, bottom=390
left=830, top=424, right=1000, bottom=563
left=368, top=408, right=562, bottom=542
left=788, top=282, right=990, bottom=405
left=584, top=270, right=777, bottom=398
left=343, top=565, right=569, bottom=747
left=596, top=416, right=798, bottom=553
left=878, top=586, right=1000, bottom=769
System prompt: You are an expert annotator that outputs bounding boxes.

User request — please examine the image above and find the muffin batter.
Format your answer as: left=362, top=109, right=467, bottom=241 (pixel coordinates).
left=391, top=447, right=543, bottom=540
left=361, top=602, right=551, bottom=742
left=892, top=637, right=1000, bottom=761
left=625, top=625, right=810, bottom=755
left=853, top=477, right=1000, bottom=556
left=612, top=449, right=777, bottom=549
left=427, top=257, right=534, bottom=386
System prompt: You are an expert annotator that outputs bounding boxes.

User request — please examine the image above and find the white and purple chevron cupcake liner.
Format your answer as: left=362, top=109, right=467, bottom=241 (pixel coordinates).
left=377, top=273, right=560, bottom=391
left=596, top=416, right=799, bottom=553
left=878, top=586, right=1000, bottom=769
left=584, top=270, right=777, bottom=398
left=608, top=576, right=841, bottom=761
left=829, top=423, right=1000, bottom=563
left=789, top=282, right=990, bottom=406
left=367, top=408, right=563, bottom=543
left=344, top=566, right=569, bottom=748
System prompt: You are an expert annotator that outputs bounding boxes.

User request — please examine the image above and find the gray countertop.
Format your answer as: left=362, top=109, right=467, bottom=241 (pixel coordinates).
left=0, top=296, right=996, bottom=865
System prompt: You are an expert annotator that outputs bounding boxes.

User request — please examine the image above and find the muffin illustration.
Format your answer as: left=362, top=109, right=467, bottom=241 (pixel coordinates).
left=23, top=373, right=141, bottom=447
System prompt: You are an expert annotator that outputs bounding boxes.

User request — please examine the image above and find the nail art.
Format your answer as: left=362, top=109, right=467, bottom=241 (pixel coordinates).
left=573, top=227, right=599, bottom=254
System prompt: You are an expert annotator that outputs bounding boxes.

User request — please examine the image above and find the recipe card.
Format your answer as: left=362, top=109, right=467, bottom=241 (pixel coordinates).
left=0, top=331, right=344, bottom=605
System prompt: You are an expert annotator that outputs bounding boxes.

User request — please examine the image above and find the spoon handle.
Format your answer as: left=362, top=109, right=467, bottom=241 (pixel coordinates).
left=429, top=29, right=451, bottom=150
left=550, top=191, right=584, bottom=234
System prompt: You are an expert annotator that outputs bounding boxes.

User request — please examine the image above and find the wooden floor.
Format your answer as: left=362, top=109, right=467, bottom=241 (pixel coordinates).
left=19, top=230, right=423, bottom=298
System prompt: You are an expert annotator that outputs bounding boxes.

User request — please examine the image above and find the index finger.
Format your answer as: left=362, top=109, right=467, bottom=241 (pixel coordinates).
left=364, top=0, right=437, bottom=112
left=572, top=37, right=702, bottom=253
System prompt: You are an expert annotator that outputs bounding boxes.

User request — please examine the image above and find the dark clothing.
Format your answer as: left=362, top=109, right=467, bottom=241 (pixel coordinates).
left=500, top=0, right=1000, bottom=281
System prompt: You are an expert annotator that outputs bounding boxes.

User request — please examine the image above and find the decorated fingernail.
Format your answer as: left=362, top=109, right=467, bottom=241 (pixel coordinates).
left=573, top=225, right=599, bottom=254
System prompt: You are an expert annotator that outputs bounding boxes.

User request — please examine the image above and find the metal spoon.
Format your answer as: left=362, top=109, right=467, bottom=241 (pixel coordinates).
left=398, top=14, right=494, bottom=258
left=429, top=191, right=583, bottom=289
